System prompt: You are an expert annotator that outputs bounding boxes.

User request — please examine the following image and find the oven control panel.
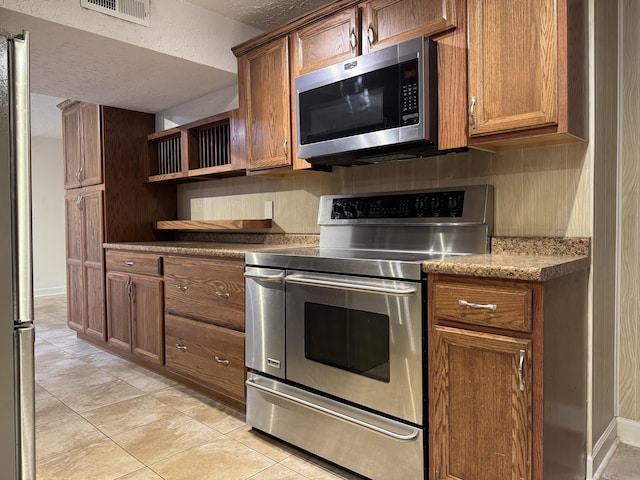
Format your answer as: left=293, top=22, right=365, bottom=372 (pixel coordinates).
left=330, top=190, right=465, bottom=219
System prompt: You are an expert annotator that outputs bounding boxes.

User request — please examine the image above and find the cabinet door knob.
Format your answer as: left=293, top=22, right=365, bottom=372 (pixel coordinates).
left=458, top=299, right=497, bottom=311
left=469, top=96, right=477, bottom=130
left=283, top=137, right=288, bottom=162
left=124, top=261, right=134, bottom=266
left=367, top=25, right=375, bottom=47
left=176, top=285, right=188, bottom=292
left=175, top=343, right=187, bottom=351
left=518, top=349, right=526, bottom=391
left=215, top=356, right=230, bottom=366
left=215, top=291, right=230, bottom=299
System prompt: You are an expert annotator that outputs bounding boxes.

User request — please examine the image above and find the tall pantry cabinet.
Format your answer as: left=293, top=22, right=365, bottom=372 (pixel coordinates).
left=62, top=101, right=176, bottom=342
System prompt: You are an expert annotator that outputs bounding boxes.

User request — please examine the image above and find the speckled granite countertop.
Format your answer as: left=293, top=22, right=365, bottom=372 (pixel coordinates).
left=422, top=237, right=591, bottom=281
left=104, top=234, right=318, bottom=260
left=106, top=236, right=591, bottom=282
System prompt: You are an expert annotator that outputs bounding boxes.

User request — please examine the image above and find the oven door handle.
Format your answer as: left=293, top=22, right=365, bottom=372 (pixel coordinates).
left=244, top=271, right=285, bottom=282
left=285, top=274, right=417, bottom=296
left=246, top=378, right=420, bottom=441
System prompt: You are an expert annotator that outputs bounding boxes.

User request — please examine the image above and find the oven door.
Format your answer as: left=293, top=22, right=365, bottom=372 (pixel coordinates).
left=285, top=271, right=423, bottom=424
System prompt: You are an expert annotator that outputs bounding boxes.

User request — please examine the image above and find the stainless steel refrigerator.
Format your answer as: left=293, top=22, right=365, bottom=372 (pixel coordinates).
left=0, top=29, right=36, bottom=480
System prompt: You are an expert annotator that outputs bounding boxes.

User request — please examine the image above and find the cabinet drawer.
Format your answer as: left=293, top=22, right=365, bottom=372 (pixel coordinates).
left=106, top=250, right=162, bottom=276
left=165, top=314, right=245, bottom=403
left=433, top=281, right=532, bottom=332
left=164, top=256, right=245, bottom=331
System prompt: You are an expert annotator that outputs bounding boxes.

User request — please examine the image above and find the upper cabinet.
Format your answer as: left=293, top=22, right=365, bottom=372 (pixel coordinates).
left=237, top=37, right=294, bottom=172
left=233, top=0, right=459, bottom=173
left=361, top=0, right=456, bottom=52
left=63, top=102, right=102, bottom=189
left=467, top=0, right=587, bottom=149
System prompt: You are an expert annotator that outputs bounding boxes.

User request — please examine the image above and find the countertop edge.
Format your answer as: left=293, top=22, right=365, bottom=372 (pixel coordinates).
left=423, top=254, right=591, bottom=281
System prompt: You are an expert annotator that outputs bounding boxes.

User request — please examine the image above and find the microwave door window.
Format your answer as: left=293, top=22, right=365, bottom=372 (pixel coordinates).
left=299, top=64, right=402, bottom=145
left=304, top=302, right=390, bottom=383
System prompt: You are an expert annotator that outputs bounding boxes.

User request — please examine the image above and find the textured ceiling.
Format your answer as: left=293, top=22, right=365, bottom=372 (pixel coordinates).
left=3, top=1, right=336, bottom=138
left=185, top=0, right=336, bottom=31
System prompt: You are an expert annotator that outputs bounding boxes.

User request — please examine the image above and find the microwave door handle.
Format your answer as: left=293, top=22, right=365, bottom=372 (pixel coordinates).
left=285, top=274, right=417, bottom=296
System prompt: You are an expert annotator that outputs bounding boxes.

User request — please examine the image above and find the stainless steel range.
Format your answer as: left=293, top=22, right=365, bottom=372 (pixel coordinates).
left=244, top=184, right=494, bottom=480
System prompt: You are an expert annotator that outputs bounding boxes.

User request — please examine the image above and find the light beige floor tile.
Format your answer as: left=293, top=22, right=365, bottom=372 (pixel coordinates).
left=82, top=394, right=182, bottom=437
left=114, top=468, right=164, bottom=480
left=246, top=463, right=308, bottom=480
left=36, top=414, right=108, bottom=463
left=109, top=363, right=178, bottom=393
left=35, top=392, right=80, bottom=427
left=34, top=382, right=51, bottom=401
left=151, top=384, right=215, bottom=412
left=83, top=350, right=133, bottom=369
left=36, top=366, right=117, bottom=396
left=56, top=379, right=145, bottom=413
left=112, top=414, right=224, bottom=465
left=37, top=436, right=144, bottom=480
left=150, top=437, right=275, bottom=480
left=601, top=444, right=640, bottom=480
left=184, top=400, right=245, bottom=434
left=34, top=353, right=89, bottom=380
left=281, top=453, right=360, bottom=480
left=229, top=425, right=295, bottom=462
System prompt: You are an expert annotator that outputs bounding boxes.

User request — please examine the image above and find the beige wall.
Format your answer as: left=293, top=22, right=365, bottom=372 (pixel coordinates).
left=620, top=0, right=640, bottom=422
left=178, top=144, right=591, bottom=237
left=31, top=136, right=66, bottom=296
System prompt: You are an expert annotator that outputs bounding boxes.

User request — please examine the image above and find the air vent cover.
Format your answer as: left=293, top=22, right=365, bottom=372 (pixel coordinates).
left=81, top=0, right=150, bottom=26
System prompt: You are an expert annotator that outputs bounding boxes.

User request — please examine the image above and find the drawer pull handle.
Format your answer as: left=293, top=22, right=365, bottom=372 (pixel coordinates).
left=215, top=356, right=230, bottom=365
left=215, top=291, right=230, bottom=299
left=124, top=261, right=134, bottom=266
left=176, top=285, right=188, bottom=292
left=175, top=344, right=187, bottom=351
left=518, top=349, right=526, bottom=391
left=458, top=299, right=497, bottom=311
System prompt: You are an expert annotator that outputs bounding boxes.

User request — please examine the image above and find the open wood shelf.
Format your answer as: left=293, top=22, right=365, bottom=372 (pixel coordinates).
left=153, top=219, right=272, bottom=231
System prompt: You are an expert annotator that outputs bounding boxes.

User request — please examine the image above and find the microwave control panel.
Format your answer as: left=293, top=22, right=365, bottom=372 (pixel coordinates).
left=400, top=59, right=420, bottom=126
left=331, top=190, right=465, bottom=219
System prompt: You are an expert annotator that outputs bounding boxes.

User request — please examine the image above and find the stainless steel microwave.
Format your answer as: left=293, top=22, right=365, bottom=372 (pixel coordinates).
left=295, top=36, right=438, bottom=166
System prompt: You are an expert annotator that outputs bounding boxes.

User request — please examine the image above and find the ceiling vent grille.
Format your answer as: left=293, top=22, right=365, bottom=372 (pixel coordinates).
left=81, top=0, right=150, bottom=27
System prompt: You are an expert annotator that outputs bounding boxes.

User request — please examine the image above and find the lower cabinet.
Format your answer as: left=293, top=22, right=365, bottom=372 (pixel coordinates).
left=429, top=272, right=588, bottom=480
left=165, top=314, right=245, bottom=406
left=105, top=250, right=164, bottom=366
left=163, top=254, right=246, bottom=410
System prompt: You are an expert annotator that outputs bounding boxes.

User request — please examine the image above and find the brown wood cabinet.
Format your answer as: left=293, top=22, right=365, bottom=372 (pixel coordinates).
left=361, top=0, right=455, bottom=53
left=65, top=189, right=106, bottom=341
left=237, top=37, right=293, bottom=172
left=467, top=0, right=587, bottom=149
left=62, top=102, right=177, bottom=345
left=105, top=250, right=164, bottom=365
left=62, top=102, right=102, bottom=189
left=429, top=272, right=588, bottom=480
left=163, top=255, right=246, bottom=409
left=234, top=0, right=460, bottom=172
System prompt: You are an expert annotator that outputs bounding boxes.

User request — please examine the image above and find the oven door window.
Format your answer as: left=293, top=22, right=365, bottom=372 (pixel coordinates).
left=304, top=302, right=390, bottom=383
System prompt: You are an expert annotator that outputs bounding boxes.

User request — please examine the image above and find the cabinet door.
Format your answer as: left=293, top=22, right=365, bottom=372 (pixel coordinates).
left=62, top=105, right=82, bottom=189
left=361, top=0, right=456, bottom=53
left=467, top=0, right=557, bottom=136
left=82, top=190, right=106, bottom=341
left=65, top=193, right=84, bottom=331
left=238, top=37, right=292, bottom=171
left=106, top=272, right=132, bottom=352
left=131, top=276, right=164, bottom=364
left=430, top=326, right=532, bottom=480
left=79, top=103, right=102, bottom=187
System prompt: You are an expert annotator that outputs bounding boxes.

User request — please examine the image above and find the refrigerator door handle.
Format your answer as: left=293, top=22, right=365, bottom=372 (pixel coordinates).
left=10, top=31, right=33, bottom=325
left=14, top=325, right=35, bottom=480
